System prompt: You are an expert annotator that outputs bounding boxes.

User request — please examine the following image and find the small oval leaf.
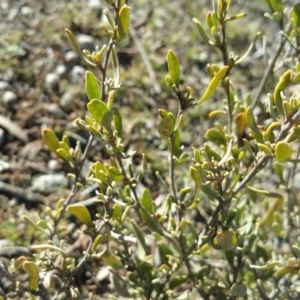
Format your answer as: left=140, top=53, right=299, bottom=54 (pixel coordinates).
left=85, top=71, right=101, bottom=101
left=67, top=205, right=93, bottom=227
left=275, top=141, right=292, bottom=162
left=87, top=99, right=112, bottom=129
left=158, top=116, right=175, bottom=139
left=167, top=50, right=180, bottom=87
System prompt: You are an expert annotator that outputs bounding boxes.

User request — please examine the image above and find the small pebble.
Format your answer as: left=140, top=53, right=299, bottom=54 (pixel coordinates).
left=19, top=6, right=33, bottom=18
left=60, top=92, right=74, bottom=112
left=71, top=66, right=85, bottom=83
left=44, top=73, right=60, bottom=91
left=54, top=64, right=67, bottom=77
left=1, top=68, right=15, bottom=82
left=47, top=159, right=59, bottom=171
left=76, top=34, right=95, bottom=52
left=47, top=103, right=66, bottom=117
left=31, top=174, right=68, bottom=194
left=2, top=91, right=17, bottom=106
left=88, top=0, right=102, bottom=9
left=0, top=81, right=10, bottom=90
left=65, top=51, right=79, bottom=64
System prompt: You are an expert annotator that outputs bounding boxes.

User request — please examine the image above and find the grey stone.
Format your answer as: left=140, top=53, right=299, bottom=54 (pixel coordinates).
left=71, top=65, right=85, bottom=83
left=65, top=51, right=79, bottom=64
left=31, top=174, right=68, bottom=194
left=44, top=73, right=60, bottom=91
left=2, top=91, right=17, bottom=105
left=60, top=92, right=74, bottom=112
left=54, top=64, right=67, bottom=76
left=0, top=81, right=10, bottom=90
left=76, top=34, right=95, bottom=52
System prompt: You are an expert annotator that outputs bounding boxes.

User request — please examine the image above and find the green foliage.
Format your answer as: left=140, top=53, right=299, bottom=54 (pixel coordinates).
left=2, top=0, right=300, bottom=299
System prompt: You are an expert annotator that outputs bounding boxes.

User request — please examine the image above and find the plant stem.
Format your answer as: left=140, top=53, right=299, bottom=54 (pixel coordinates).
left=251, top=34, right=286, bottom=109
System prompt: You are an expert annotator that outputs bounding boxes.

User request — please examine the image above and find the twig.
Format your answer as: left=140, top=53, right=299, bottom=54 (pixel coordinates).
left=0, top=181, right=45, bottom=204
left=251, top=34, right=286, bottom=109
left=129, top=25, right=161, bottom=94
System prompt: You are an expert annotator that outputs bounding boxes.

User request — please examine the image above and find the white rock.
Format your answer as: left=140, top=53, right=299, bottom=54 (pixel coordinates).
left=44, top=73, right=60, bottom=90
left=60, top=92, right=74, bottom=112
left=2, top=91, right=17, bottom=105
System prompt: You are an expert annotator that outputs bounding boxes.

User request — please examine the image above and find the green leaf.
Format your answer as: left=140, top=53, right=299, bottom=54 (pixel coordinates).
left=112, top=204, right=122, bottom=223
left=247, top=186, right=283, bottom=198
left=291, top=3, right=300, bottom=29
left=131, top=219, right=147, bottom=259
left=67, top=205, right=93, bottom=227
left=235, top=32, right=261, bottom=64
left=257, top=143, right=273, bottom=156
left=235, top=112, right=247, bottom=138
left=246, top=106, right=264, bottom=143
left=140, top=188, right=153, bottom=213
left=274, top=70, right=292, bottom=116
left=113, top=109, right=123, bottom=139
left=205, top=128, right=227, bottom=145
left=85, top=71, right=101, bottom=101
left=169, top=275, right=188, bottom=290
left=292, top=245, right=300, bottom=259
left=109, top=166, right=123, bottom=182
left=23, top=261, right=39, bottom=291
left=275, top=141, right=292, bottom=162
left=193, top=18, right=210, bottom=43
left=87, top=99, right=112, bottom=129
left=56, top=148, right=72, bottom=162
left=158, top=116, right=175, bottom=139
left=190, top=166, right=204, bottom=186
left=103, top=252, right=123, bottom=270
left=197, top=66, right=229, bottom=104
left=270, top=0, right=283, bottom=11
left=230, top=283, right=247, bottom=297
left=117, top=5, right=130, bottom=40
left=218, top=139, right=233, bottom=166
left=65, top=28, right=96, bottom=67
left=139, top=209, right=163, bottom=235
left=42, top=129, right=60, bottom=154
left=167, top=50, right=180, bottom=87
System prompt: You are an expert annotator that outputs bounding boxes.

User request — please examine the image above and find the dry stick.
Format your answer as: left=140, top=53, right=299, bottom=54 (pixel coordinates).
left=251, top=34, right=286, bottom=109
left=129, top=25, right=161, bottom=94
left=0, top=181, right=45, bottom=204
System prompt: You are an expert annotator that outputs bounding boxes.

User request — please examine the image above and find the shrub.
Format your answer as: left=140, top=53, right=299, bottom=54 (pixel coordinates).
left=1, top=0, right=300, bottom=299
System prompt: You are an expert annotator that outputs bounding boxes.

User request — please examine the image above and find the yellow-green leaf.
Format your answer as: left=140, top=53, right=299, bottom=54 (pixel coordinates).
left=42, top=129, right=60, bottom=154
left=117, top=5, right=130, bottom=40
left=167, top=50, right=180, bottom=87
left=23, top=261, right=39, bottom=291
left=158, top=116, right=175, bottom=139
left=67, top=205, right=93, bottom=227
left=85, top=71, right=101, bottom=101
left=197, top=66, right=229, bottom=104
left=275, top=141, right=292, bottom=162
left=87, top=99, right=112, bottom=129
left=103, top=252, right=123, bottom=270
left=193, top=18, right=210, bottom=43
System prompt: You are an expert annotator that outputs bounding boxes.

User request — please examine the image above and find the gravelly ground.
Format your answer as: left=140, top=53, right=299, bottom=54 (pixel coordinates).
left=0, top=0, right=299, bottom=298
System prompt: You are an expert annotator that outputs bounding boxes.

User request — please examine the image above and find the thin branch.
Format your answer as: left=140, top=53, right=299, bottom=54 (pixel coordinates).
left=129, top=24, right=161, bottom=94
left=251, top=34, right=286, bottom=109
